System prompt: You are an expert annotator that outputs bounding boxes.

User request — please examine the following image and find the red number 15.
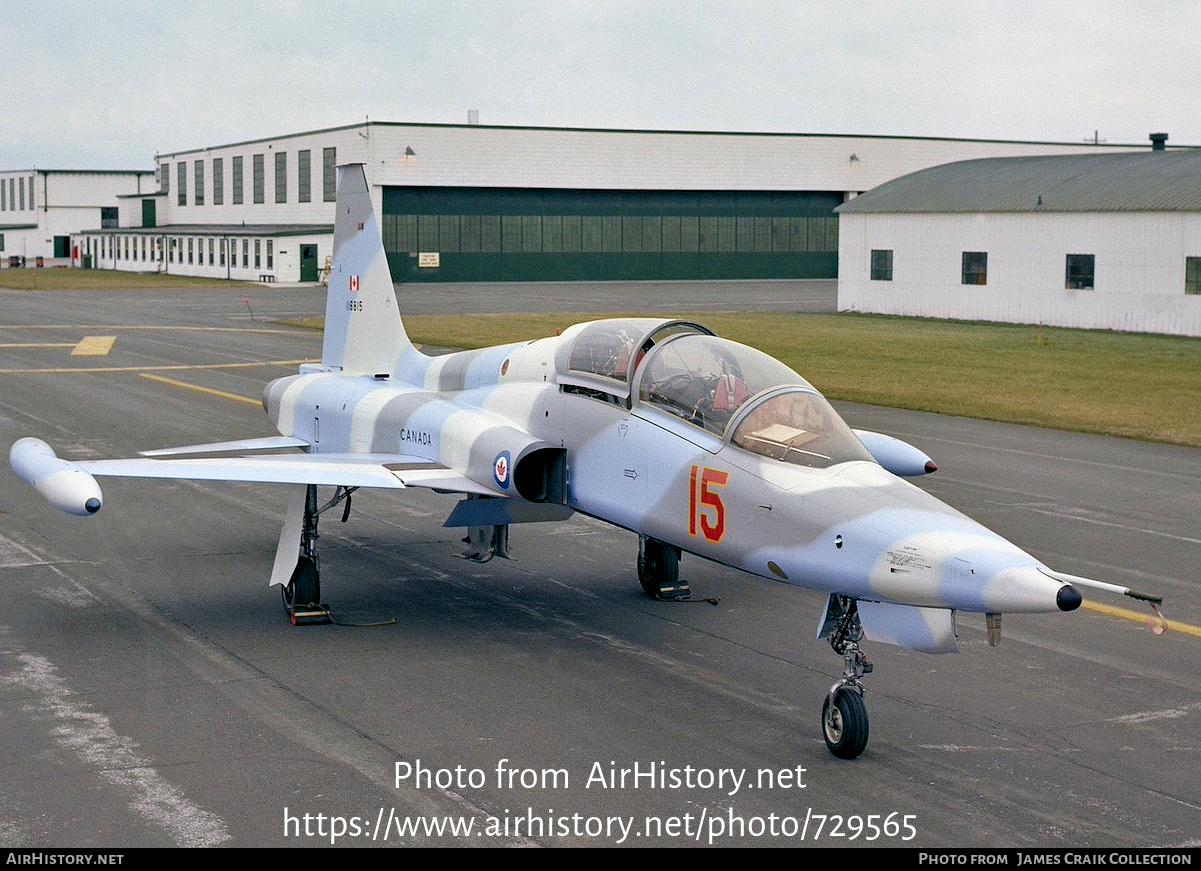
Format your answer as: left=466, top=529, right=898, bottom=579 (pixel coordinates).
left=689, top=464, right=729, bottom=542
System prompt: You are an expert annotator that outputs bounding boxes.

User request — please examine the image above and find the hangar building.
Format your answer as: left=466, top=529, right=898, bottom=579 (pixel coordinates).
left=0, top=169, right=154, bottom=263
left=836, top=140, right=1201, bottom=336
left=73, top=121, right=1135, bottom=283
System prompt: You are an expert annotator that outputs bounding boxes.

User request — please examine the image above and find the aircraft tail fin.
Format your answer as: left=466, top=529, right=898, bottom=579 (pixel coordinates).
left=320, top=164, right=413, bottom=373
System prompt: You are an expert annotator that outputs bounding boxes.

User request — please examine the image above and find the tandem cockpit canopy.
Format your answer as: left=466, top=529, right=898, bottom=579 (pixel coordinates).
left=635, top=332, right=874, bottom=469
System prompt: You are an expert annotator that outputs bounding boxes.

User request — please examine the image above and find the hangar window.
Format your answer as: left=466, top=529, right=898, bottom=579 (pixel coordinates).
left=275, top=152, right=287, bottom=203
left=213, top=158, right=223, bottom=205
left=323, top=147, right=337, bottom=201
left=298, top=150, right=311, bottom=203
left=177, top=163, right=186, bottom=207
left=253, top=154, right=264, bottom=204
left=961, top=251, right=987, bottom=285
left=232, top=156, right=244, bottom=205
left=194, top=160, right=204, bottom=206
left=100, top=207, right=118, bottom=229
left=870, top=249, right=893, bottom=281
left=1065, top=254, right=1095, bottom=289
left=1186, top=257, right=1201, bottom=295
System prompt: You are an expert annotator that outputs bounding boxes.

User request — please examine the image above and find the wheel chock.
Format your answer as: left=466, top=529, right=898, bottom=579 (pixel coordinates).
left=289, top=603, right=332, bottom=626
left=655, top=579, right=691, bottom=600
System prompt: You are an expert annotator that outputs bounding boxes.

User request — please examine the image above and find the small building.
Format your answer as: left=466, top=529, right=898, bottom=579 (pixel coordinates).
left=74, top=121, right=1136, bottom=283
left=837, top=140, right=1201, bottom=336
left=0, top=169, right=154, bottom=264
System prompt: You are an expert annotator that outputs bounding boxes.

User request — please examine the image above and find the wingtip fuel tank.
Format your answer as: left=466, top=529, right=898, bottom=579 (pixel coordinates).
left=9, top=438, right=103, bottom=516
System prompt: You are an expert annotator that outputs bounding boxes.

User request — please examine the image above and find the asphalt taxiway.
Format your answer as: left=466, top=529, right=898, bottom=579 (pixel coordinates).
left=0, top=284, right=1197, bottom=847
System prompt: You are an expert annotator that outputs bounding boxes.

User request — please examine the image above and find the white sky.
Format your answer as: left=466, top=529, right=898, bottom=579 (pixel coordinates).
left=6, top=0, right=1199, bottom=169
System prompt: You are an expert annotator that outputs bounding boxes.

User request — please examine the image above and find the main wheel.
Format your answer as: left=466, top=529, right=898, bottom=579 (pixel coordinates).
left=638, top=537, right=679, bottom=597
left=821, top=688, right=869, bottom=759
left=282, top=555, right=320, bottom=612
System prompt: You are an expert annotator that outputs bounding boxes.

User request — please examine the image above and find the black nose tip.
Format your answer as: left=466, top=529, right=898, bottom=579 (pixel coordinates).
left=1057, top=585, right=1082, bottom=612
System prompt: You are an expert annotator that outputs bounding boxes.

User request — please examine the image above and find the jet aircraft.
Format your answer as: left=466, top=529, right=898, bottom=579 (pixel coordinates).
left=10, top=165, right=1163, bottom=759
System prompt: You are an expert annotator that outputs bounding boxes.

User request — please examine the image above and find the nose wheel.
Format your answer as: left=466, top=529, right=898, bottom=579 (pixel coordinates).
left=637, top=536, right=690, bottom=599
left=819, top=595, right=873, bottom=759
left=822, top=685, right=868, bottom=759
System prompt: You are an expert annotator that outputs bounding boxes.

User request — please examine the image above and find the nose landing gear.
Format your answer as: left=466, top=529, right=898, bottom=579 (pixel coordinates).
left=819, top=595, right=872, bottom=759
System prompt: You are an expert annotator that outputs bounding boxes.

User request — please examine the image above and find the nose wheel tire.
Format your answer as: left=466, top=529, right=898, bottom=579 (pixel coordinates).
left=637, top=536, right=689, bottom=599
left=821, top=687, right=869, bottom=759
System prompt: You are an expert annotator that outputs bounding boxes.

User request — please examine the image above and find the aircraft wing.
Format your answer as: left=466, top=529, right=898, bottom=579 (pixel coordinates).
left=76, top=453, right=500, bottom=495
left=10, top=437, right=500, bottom=516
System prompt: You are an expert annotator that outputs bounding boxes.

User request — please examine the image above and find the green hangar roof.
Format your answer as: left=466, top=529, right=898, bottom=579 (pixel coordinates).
left=837, top=149, right=1201, bottom=214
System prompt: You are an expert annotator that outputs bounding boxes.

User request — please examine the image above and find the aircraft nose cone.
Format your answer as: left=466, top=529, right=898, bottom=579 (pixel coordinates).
left=1057, top=584, right=1083, bottom=612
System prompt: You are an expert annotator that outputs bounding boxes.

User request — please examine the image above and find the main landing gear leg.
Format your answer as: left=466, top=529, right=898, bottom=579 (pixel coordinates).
left=281, top=484, right=356, bottom=622
left=637, top=536, right=690, bottom=600
left=821, top=596, right=872, bottom=759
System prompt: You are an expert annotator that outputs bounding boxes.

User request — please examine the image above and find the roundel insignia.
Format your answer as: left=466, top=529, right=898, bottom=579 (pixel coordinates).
left=493, top=451, right=511, bottom=489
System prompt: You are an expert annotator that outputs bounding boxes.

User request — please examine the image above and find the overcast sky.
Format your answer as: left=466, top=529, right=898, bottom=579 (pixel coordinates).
left=6, top=0, right=1199, bottom=169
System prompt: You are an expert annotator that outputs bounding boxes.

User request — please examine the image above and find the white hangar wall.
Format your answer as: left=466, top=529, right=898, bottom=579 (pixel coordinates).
left=0, top=170, right=153, bottom=262
left=838, top=210, right=1201, bottom=336
left=72, top=122, right=1143, bottom=282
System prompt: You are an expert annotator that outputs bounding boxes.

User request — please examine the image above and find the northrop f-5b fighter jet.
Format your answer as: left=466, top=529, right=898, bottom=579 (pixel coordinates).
left=10, top=165, right=1163, bottom=759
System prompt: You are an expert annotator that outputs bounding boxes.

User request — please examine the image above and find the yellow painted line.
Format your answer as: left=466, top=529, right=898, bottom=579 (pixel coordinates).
left=140, top=373, right=261, bottom=406
left=0, top=342, right=76, bottom=348
left=1082, top=599, right=1201, bottom=638
left=0, top=325, right=294, bottom=333
left=0, top=359, right=307, bottom=374
left=71, top=335, right=116, bottom=356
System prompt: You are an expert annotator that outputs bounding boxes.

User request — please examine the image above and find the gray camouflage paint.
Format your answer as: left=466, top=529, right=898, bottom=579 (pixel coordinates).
left=256, top=165, right=1074, bottom=652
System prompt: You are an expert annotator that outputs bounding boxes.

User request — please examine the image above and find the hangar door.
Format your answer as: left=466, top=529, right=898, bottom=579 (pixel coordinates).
left=382, top=187, right=840, bottom=282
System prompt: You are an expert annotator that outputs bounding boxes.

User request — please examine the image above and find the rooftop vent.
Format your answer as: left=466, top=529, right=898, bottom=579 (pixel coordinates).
left=1150, top=132, right=1169, bottom=151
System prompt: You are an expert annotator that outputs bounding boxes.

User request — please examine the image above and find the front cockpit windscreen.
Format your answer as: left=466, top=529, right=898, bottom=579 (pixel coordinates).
left=636, top=333, right=873, bottom=468
left=730, top=388, right=874, bottom=468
